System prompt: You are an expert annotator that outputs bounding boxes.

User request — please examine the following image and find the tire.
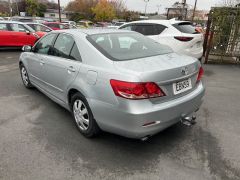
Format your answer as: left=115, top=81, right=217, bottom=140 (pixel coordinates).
left=20, top=64, right=33, bottom=89
left=71, top=92, right=100, bottom=138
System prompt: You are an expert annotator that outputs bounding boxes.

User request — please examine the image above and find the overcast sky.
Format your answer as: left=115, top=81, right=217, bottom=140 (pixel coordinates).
left=60, top=0, right=222, bottom=13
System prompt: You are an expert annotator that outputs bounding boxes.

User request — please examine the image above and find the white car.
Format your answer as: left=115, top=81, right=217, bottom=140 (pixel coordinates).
left=119, top=19, right=204, bottom=59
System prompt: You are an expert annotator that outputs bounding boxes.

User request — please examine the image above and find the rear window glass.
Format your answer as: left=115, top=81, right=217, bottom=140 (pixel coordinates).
left=173, top=22, right=199, bottom=34
left=87, top=32, right=172, bottom=61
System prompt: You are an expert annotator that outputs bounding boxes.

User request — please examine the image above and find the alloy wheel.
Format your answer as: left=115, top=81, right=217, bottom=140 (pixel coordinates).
left=73, top=99, right=89, bottom=131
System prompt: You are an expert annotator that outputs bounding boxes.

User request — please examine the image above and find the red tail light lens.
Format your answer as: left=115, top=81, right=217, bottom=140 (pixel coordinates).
left=197, top=67, right=204, bottom=82
left=110, top=80, right=165, bottom=100
left=174, top=36, right=194, bottom=42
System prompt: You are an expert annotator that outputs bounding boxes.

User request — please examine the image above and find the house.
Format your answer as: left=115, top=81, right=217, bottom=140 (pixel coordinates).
left=44, top=9, right=68, bottom=21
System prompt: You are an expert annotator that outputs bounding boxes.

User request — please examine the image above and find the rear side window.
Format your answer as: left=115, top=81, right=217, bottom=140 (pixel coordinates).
left=155, top=24, right=167, bottom=34
left=135, top=25, right=154, bottom=35
left=0, top=23, right=8, bottom=31
left=52, top=34, right=75, bottom=59
left=119, top=24, right=135, bottom=31
left=173, top=22, right=199, bottom=34
left=69, top=43, right=81, bottom=61
left=134, top=24, right=166, bottom=36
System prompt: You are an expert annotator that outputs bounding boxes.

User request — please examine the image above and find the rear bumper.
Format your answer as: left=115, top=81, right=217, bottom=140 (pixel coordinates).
left=89, top=82, right=205, bottom=139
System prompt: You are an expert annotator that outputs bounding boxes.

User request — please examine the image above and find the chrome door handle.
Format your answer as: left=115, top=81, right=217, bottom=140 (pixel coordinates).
left=67, top=66, right=76, bottom=73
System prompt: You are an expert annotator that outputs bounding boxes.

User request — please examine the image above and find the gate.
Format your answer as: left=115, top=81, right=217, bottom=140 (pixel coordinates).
left=203, top=7, right=240, bottom=64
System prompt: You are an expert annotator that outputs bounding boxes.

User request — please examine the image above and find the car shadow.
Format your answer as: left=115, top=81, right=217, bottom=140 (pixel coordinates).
left=29, top=88, right=193, bottom=172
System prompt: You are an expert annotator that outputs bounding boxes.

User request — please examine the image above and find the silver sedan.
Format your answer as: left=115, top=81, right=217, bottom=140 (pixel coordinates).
left=19, top=29, right=205, bottom=139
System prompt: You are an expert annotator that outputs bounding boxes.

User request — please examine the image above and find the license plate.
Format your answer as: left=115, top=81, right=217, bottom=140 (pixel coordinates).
left=173, top=78, right=192, bottom=95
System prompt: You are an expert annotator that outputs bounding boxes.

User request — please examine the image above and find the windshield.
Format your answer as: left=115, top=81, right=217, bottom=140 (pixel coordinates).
left=87, top=32, right=172, bottom=61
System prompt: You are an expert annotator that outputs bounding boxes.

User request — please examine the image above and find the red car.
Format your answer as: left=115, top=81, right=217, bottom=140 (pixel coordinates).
left=0, top=21, right=46, bottom=47
left=43, top=22, right=69, bottom=30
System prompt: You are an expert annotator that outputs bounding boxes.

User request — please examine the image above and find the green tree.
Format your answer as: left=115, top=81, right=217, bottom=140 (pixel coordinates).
left=92, top=0, right=116, bottom=21
left=26, top=0, right=38, bottom=16
left=37, top=3, right=47, bottom=17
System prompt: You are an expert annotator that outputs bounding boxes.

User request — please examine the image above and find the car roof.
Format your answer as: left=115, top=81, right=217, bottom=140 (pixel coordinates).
left=0, top=20, right=25, bottom=24
left=53, top=28, right=132, bottom=35
left=123, top=19, right=189, bottom=26
left=44, top=22, right=62, bottom=24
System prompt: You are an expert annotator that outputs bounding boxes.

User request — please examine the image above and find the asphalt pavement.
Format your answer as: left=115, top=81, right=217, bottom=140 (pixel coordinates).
left=0, top=50, right=240, bottom=180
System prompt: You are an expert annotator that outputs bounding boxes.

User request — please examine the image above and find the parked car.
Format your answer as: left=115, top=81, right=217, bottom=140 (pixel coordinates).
left=26, top=23, right=52, bottom=33
left=94, top=22, right=111, bottom=27
left=77, top=20, right=94, bottom=28
left=62, top=21, right=76, bottom=26
left=0, top=21, right=46, bottom=47
left=119, top=19, right=204, bottom=59
left=19, top=29, right=205, bottom=139
left=10, top=16, right=33, bottom=22
left=107, top=22, right=125, bottom=29
left=43, top=22, right=69, bottom=30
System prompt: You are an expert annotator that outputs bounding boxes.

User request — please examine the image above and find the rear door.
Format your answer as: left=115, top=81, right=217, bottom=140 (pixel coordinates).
left=41, top=33, right=82, bottom=101
left=0, top=23, right=14, bottom=46
left=8, top=23, right=32, bottom=46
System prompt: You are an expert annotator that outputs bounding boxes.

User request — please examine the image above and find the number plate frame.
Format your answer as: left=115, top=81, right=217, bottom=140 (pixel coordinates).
left=173, top=78, right=192, bottom=95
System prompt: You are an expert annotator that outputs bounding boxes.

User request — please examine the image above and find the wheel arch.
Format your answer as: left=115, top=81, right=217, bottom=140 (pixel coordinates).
left=67, top=88, right=85, bottom=107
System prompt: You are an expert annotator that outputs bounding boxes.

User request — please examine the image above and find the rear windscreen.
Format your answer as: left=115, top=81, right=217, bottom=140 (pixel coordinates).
left=173, top=22, right=199, bottom=34
left=87, top=32, right=172, bottom=61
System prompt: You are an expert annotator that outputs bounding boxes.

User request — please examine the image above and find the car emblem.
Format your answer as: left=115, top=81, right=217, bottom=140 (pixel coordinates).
left=181, top=67, right=189, bottom=75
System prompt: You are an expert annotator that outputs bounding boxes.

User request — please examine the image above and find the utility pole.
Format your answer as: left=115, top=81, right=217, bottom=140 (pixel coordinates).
left=144, top=0, right=149, bottom=17
left=156, top=5, right=161, bottom=15
left=8, top=0, right=12, bottom=17
left=182, top=0, right=186, bottom=20
left=15, top=0, right=19, bottom=16
left=192, top=0, right=198, bottom=21
left=58, top=0, right=61, bottom=22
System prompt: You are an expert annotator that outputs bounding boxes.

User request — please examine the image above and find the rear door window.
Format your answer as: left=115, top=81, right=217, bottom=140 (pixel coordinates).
left=52, top=34, right=75, bottom=59
left=173, top=22, right=199, bottom=34
left=69, top=43, right=82, bottom=61
left=134, top=24, right=166, bottom=36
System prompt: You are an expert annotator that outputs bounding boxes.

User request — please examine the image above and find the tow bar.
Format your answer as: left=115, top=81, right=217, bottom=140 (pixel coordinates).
left=181, top=113, right=196, bottom=126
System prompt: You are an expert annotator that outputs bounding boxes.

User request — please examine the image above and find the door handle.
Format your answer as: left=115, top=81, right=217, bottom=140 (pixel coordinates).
left=67, top=66, right=76, bottom=73
left=40, top=60, right=45, bottom=65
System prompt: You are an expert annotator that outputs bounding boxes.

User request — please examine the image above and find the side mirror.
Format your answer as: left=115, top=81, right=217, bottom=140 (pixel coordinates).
left=22, top=45, right=32, bottom=52
left=26, top=30, right=30, bottom=35
left=45, top=29, right=51, bottom=32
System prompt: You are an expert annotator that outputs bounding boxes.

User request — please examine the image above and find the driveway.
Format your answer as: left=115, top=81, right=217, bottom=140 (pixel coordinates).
left=0, top=50, right=240, bottom=180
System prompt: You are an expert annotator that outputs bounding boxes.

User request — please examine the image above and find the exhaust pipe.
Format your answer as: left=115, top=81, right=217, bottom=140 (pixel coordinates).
left=181, top=113, right=196, bottom=126
left=141, top=135, right=151, bottom=141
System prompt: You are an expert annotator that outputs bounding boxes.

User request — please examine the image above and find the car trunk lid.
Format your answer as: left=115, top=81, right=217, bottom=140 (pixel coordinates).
left=113, top=53, right=201, bottom=102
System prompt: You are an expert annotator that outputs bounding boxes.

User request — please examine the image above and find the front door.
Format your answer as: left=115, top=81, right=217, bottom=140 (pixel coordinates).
left=41, top=33, right=82, bottom=102
left=28, top=33, right=58, bottom=88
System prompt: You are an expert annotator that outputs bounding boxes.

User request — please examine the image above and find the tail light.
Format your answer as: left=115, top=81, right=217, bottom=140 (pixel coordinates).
left=174, top=36, right=193, bottom=42
left=197, top=67, right=204, bottom=82
left=110, top=80, right=165, bottom=100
